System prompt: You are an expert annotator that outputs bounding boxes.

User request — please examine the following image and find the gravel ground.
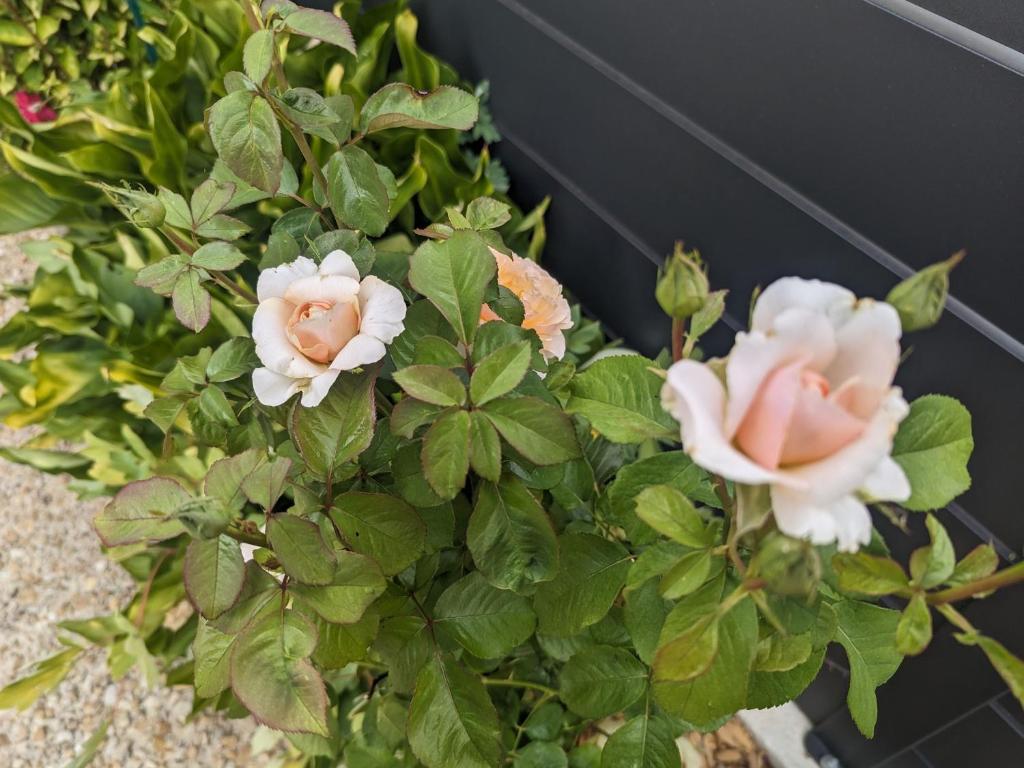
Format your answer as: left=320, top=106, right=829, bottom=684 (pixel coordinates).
left=0, top=230, right=771, bottom=767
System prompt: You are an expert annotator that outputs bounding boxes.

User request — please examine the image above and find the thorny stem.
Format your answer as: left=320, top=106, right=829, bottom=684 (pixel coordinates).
left=927, top=560, right=1024, bottom=605
left=162, top=227, right=195, bottom=255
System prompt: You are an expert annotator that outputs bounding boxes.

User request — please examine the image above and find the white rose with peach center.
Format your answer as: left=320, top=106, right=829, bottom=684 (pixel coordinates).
left=252, top=250, right=406, bottom=407
left=661, top=277, right=911, bottom=552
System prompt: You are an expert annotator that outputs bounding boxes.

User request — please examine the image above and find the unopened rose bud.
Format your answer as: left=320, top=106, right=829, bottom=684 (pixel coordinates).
left=886, top=250, right=964, bottom=332
left=95, top=183, right=166, bottom=229
left=748, top=531, right=821, bottom=597
left=656, top=242, right=709, bottom=320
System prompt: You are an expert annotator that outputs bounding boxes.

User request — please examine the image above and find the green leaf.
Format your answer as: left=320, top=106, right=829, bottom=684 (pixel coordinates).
left=408, top=230, right=496, bottom=344
left=184, top=535, right=246, bottom=619
left=135, top=254, right=189, bottom=296
left=0, top=646, right=82, bottom=711
left=63, top=718, right=110, bottom=768
left=194, top=618, right=235, bottom=698
left=535, top=533, right=630, bottom=636
left=394, top=365, right=466, bottom=406
left=468, top=411, right=502, bottom=482
left=325, top=145, right=392, bottom=236
left=93, top=476, right=190, bottom=546
left=601, top=714, right=681, bottom=768
left=243, top=29, right=275, bottom=85
left=290, top=552, right=386, bottom=624
left=653, top=594, right=758, bottom=728
left=892, top=395, right=973, bottom=511
left=267, top=515, right=337, bottom=586
left=625, top=580, right=670, bottom=665
left=422, top=409, right=471, bottom=500
left=660, top=550, right=715, bottom=600
left=466, top=197, right=512, bottom=231
left=330, top=492, right=426, bottom=576
left=653, top=609, right=720, bottom=683
left=567, top=356, right=676, bottom=443
left=434, top=571, right=537, bottom=658
left=310, top=611, right=379, bottom=670
left=747, top=649, right=826, bottom=710
left=230, top=611, right=328, bottom=736
left=281, top=8, right=356, bottom=54
left=470, top=341, right=531, bottom=405
left=896, top=594, right=932, bottom=656
left=949, top=544, right=999, bottom=586
left=208, top=90, right=283, bottom=194
left=559, top=645, right=647, bottom=718
left=833, top=599, right=903, bottom=738
left=390, top=397, right=444, bottom=439
left=833, top=552, right=909, bottom=596
left=958, top=634, right=1024, bottom=707
left=360, top=83, right=478, bottom=134
left=414, top=335, right=465, bottom=367
left=408, top=656, right=502, bottom=768
left=191, top=241, right=246, bottom=271
left=909, top=514, right=955, bottom=589
left=481, top=396, right=580, bottom=466
left=211, top=561, right=281, bottom=635
left=523, top=702, right=565, bottom=742
left=515, top=742, right=567, bottom=768
left=290, top=369, right=376, bottom=479
left=634, top=485, right=712, bottom=548
left=190, top=178, right=238, bottom=226
left=755, top=632, right=814, bottom=673
left=172, top=270, right=211, bottom=332
left=207, top=338, right=258, bottom=383
left=468, top=475, right=559, bottom=591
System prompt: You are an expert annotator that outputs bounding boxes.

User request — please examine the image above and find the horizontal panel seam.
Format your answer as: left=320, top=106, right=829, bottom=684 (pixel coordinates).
left=860, top=0, right=1024, bottom=76
left=492, top=0, right=1024, bottom=364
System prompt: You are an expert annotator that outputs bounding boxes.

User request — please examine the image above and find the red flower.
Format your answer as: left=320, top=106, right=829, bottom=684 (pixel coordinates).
left=14, top=91, right=58, bottom=124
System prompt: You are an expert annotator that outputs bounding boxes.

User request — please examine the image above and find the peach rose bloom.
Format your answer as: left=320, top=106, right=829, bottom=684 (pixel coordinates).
left=661, top=277, right=911, bottom=552
left=481, top=248, right=572, bottom=360
left=252, top=250, right=406, bottom=407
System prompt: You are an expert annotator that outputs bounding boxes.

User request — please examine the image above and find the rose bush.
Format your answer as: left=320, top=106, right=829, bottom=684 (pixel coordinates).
left=0, top=2, right=1022, bottom=767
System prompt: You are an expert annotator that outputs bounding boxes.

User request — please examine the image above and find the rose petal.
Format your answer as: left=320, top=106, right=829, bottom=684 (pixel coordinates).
left=357, top=276, right=407, bottom=344
left=779, top=383, right=866, bottom=465
left=256, top=256, right=318, bottom=302
left=824, top=300, right=902, bottom=419
left=319, top=249, right=361, bottom=281
left=771, top=489, right=872, bottom=552
left=252, top=367, right=302, bottom=406
left=734, top=357, right=804, bottom=470
left=284, top=274, right=360, bottom=306
left=724, top=308, right=836, bottom=438
left=860, top=456, right=911, bottom=502
left=252, top=298, right=325, bottom=378
left=300, top=370, right=341, bottom=407
left=330, top=333, right=387, bottom=371
left=752, top=277, right=856, bottom=333
left=662, top=361, right=801, bottom=487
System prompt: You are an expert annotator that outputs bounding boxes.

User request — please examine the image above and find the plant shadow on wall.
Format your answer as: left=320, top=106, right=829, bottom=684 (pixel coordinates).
left=0, top=1, right=1022, bottom=766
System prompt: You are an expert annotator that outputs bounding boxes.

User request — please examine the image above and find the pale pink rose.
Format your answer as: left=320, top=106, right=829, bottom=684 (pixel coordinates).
left=252, top=250, right=406, bottom=407
left=661, top=277, right=911, bottom=552
left=481, top=248, right=572, bottom=361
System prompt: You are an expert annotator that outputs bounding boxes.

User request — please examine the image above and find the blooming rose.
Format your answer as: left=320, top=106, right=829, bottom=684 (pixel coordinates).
left=14, top=92, right=58, bottom=124
left=661, top=277, right=911, bottom=551
left=481, top=247, right=572, bottom=361
left=252, top=250, right=406, bottom=407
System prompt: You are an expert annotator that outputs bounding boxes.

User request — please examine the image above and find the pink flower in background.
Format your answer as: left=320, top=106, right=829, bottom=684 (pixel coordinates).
left=14, top=92, right=58, bottom=124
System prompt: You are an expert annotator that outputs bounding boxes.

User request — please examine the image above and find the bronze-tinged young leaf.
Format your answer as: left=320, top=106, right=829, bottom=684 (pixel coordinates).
left=833, top=552, right=909, bottom=596
left=468, top=475, right=559, bottom=592
left=309, top=611, right=379, bottom=670
left=94, top=476, right=190, bottom=546
left=204, top=449, right=266, bottom=514
left=290, top=369, right=376, bottom=480
left=184, top=535, right=246, bottom=619
left=135, top=254, right=188, bottom=296
left=240, top=456, right=291, bottom=511
left=208, top=90, right=283, bottom=194
left=189, top=178, right=236, bottom=225
left=469, top=341, right=531, bottom=405
left=895, top=593, right=932, bottom=656
left=407, top=656, right=503, bottom=768
left=634, top=484, right=712, bottom=548
left=534, top=533, right=630, bottom=636
left=468, top=411, right=502, bottom=482
left=281, top=8, right=356, bottom=54
left=422, top=409, right=471, bottom=500
left=434, top=571, right=537, bottom=659
left=408, top=230, right=496, bottom=344
left=330, top=492, right=426, bottom=576
left=559, top=645, right=647, bottom=718
left=172, top=270, right=211, bottom=332
left=481, top=396, right=580, bottom=466
left=191, top=241, right=246, bottom=271
left=289, top=552, right=386, bottom=624
left=193, top=618, right=235, bottom=698
left=211, top=561, right=281, bottom=635
left=266, top=515, right=336, bottom=586
left=360, top=83, right=478, bottom=134
left=230, top=611, right=328, bottom=736
left=566, top=355, right=676, bottom=443
left=393, top=364, right=466, bottom=406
